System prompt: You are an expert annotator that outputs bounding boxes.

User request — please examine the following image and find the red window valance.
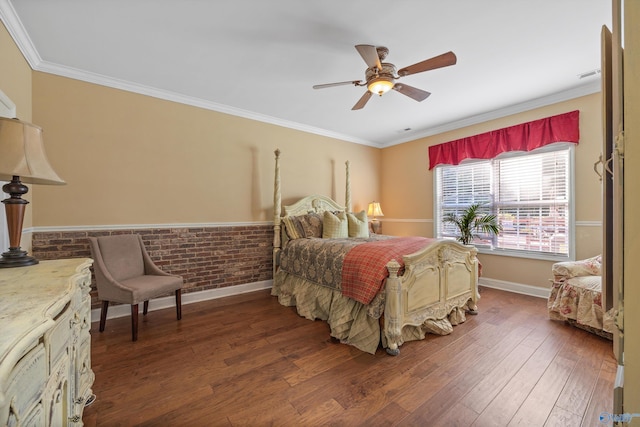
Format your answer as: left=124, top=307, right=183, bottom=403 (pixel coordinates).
left=428, top=110, right=580, bottom=170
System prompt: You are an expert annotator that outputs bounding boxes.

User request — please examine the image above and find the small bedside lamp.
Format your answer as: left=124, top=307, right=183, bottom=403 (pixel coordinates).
left=0, top=117, right=65, bottom=268
left=367, top=201, right=384, bottom=234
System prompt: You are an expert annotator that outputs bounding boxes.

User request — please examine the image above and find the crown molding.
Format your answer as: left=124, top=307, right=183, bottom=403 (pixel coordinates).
left=36, top=58, right=603, bottom=150
left=35, top=60, right=381, bottom=148
left=0, top=0, right=600, bottom=149
left=383, top=80, right=601, bottom=147
left=0, top=0, right=41, bottom=67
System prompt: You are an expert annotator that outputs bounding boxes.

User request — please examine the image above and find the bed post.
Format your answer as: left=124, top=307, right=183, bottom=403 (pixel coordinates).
left=384, top=260, right=403, bottom=356
left=345, top=160, right=352, bottom=212
left=273, top=149, right=282, bottom=276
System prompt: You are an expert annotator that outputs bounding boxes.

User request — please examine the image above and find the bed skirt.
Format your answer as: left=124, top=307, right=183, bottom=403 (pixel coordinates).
left=547, top=277, right=615, bottom=340
left=272, top=270, right=467, bottom=354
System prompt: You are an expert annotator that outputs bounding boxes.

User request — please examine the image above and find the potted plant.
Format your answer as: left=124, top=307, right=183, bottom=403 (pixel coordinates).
left=443, top=203, right=500, bottom=294
left=442, top=203, right=501, bottom=246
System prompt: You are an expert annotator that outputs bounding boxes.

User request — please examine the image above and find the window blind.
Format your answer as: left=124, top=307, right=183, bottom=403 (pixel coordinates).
left=435, top=146, right=571, bottom=257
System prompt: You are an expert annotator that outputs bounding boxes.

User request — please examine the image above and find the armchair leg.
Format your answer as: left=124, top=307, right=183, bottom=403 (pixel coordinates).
left=99, top=300, right=109, bottom=332
left=131, top=304, right=139, bottom=342
left=175, top=289, right=182, bottom=320
left=143, top=300, right=149, bottom=315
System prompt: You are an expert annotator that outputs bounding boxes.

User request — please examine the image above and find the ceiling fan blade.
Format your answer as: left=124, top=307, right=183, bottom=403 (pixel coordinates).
left=393, top=83, right=431, bottom=102
left=397, top=51, right=457, bottom=77
left=352, top=91, right=373, bottom=110
left=355, top=44, right=382, bottom=70
left=313, top=80, right=362, bottom=89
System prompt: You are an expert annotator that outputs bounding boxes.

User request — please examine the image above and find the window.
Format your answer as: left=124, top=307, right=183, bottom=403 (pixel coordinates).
left=435, top=145, right=574, bottom=260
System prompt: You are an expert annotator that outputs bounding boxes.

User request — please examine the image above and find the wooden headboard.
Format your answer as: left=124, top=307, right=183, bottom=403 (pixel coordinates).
left=282, top=194, right=345, bottom=217
left=272, top=149, right=352, bottom=272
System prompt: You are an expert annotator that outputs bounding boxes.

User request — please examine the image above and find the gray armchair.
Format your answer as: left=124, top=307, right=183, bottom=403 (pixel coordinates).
left=89, top=234, right=183, bottom=341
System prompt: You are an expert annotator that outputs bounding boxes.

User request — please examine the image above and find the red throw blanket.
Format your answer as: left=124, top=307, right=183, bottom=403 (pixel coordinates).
left=341, top=236, right=436, bottom=304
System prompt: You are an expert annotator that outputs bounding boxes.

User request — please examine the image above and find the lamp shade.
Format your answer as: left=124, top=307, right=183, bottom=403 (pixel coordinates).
left=0, top=117, right=65, bottom=185
left=367, top=201, right=384, bottom=218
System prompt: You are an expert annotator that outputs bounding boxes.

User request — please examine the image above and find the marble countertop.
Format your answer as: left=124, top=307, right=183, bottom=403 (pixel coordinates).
left=0, top=258, right=92, bottom=374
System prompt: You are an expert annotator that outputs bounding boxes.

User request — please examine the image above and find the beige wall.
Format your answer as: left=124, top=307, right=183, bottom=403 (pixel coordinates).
left=0, top=20, right=34, bottom=246
left=381, top=94, right=604, bottom=289
left=30, top=73, right=380, bottom=227
left=0, top=22, right=31, bottom=120
left=623, top=0, right=639, bottom=417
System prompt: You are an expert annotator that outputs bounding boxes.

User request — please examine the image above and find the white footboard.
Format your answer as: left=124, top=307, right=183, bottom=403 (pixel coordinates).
left=384, top=240, right=479, bottom=355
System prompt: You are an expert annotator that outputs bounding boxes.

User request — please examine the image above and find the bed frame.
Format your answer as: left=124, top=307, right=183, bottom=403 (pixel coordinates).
left=272, top=149, right=479, bottom=355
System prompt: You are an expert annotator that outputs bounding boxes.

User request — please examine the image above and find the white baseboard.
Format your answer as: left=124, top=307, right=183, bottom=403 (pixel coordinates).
left=479, top=277, right=550, bottom=299
left=92, top=277, right=548, bottom=323
left=91, top=279, right=273, bottom=323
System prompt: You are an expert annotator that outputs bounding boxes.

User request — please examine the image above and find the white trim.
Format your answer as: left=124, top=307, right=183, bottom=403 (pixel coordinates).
left=377, top=219, right=598, bottom=226
left=35, top=61, right=380, bottom=148
left=385, top=81, right=601, bottom=147
left=0, top=0, right=41, bottom=68
left=576, top=220, right=602, bottom=227
left=479, top=277, right=550, bottom=299
left=380, top=218, right=433, bottom=223
left=91, top=279, right=273, bottom=323
left=35, top=60, right=601, bottom=149
left=93, top=276, right=547, bottom=323
left=433, top=145, right=577, bottom=262
left=0, top=89, right=16, bottom=117
left=29, top=220, right=272, bottom=234
left=569, top=144, right=576, bottom=260
left=0, top=89, right=16, bottom=254
left=25, top=219, right=596, bottom=235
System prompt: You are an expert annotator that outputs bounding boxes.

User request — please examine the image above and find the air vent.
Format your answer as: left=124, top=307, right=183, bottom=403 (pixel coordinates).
left=578, top=69, right=601, bottom=79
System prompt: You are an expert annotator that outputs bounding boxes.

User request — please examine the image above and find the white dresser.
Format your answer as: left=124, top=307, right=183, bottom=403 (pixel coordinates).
left=0, top=258, right=95, bottom=426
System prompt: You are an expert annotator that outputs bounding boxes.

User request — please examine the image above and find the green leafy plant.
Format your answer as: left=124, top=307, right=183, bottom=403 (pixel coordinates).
left=443, top=203, right=502, bottom=245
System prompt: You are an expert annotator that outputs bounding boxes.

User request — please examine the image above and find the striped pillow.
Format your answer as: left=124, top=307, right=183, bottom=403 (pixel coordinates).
left=282, top=216, right=304, bottom=239
left=282, top=213, right=323, bottom=239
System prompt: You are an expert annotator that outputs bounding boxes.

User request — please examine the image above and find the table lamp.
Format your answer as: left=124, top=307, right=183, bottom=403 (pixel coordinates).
left=0, top=117, right=65, bottom=268
left=367, top=201, right=384, bottom=234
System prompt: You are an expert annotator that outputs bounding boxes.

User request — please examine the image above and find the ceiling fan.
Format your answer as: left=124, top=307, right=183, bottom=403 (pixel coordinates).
left=313, top=45, right=457, bottom=110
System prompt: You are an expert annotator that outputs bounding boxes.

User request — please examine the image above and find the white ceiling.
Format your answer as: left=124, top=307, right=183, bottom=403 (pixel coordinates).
left=1, top=0, right=611, bottom=147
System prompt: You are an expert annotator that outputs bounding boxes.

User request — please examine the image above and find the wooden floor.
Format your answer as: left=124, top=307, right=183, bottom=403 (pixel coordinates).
left=83, top=287, right=615, bottom=427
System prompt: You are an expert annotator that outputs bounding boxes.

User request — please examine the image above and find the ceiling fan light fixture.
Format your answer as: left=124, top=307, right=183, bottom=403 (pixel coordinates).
left=367, top=77, right=394, bottom=96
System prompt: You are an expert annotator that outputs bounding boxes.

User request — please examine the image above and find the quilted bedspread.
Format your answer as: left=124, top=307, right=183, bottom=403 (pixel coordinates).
left=279, top=235, right=435, bottom=305
left=342, top=236, right=436, bottom=304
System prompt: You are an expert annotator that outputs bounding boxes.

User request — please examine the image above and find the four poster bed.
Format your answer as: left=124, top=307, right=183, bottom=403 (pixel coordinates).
left=271, top=149, right=480, bottom=355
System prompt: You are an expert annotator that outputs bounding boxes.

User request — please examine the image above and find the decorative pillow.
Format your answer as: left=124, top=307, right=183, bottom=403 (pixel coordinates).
left=347, top=210, right=369, bottom=238
left=552, top=255, right=602, bottom=280
left=282, top=213, right=323, bottom=239
left=282, top=216, right=301, bottom=239
left=298, top=213, right=323, bottom=238
left=322, top=211, right=348, bottom=238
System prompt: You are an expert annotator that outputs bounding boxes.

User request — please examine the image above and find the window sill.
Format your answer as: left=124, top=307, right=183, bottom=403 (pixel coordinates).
left=476, top=246, right=571, bottom=262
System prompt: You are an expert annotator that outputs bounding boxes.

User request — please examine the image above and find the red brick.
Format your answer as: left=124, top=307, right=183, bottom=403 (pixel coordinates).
left=33, top=223, right=274, bottom=310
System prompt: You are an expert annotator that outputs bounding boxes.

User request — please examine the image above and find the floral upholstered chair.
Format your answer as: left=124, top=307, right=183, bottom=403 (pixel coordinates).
left=547, top=255, right=614, bottom=339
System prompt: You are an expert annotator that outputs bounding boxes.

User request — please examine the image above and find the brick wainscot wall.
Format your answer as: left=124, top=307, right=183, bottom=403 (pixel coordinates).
left=32, top=225, right=274, bottom=310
